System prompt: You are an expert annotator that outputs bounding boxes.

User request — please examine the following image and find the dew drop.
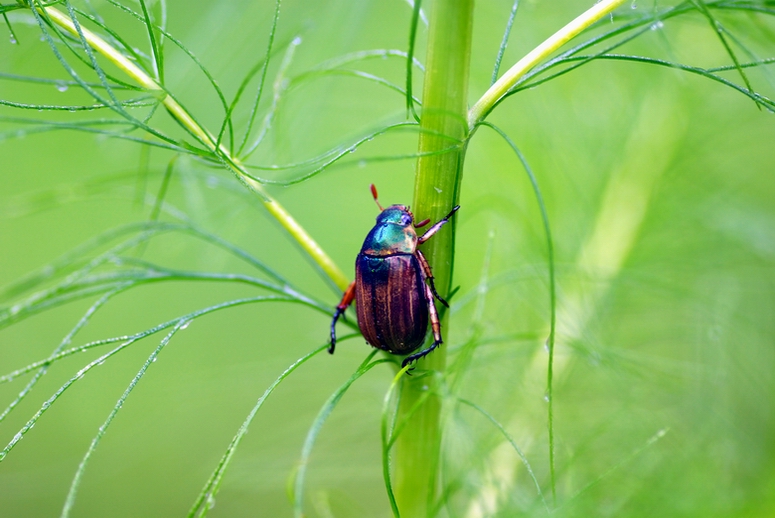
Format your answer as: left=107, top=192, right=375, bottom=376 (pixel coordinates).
left=433, top=187, right=442, bottom=193
left=650, top=21, right=664, bottom=31
left=13, top=432, right=23, bottom=443
left=630, top=0, right=637, bottom=8
left=543, top=392, right=550, bottom=403
left=9, top=35, right=17, bottom=45
left=180, top=320, right=191, bottom=330
left=152, top=357, right=157, bottom=362
left=292, top=36, right=302, bottom=46
left=55, top=81, right=68, bottom=92
left=609, top=12, right=614, bottom=23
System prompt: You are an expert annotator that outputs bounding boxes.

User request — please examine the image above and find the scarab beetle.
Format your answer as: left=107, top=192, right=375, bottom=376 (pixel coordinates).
left=329, top=184, right=460, bottom=368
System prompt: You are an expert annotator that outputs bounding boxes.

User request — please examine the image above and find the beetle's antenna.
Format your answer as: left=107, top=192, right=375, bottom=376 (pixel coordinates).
left=370, top=184, right=384, bottom=211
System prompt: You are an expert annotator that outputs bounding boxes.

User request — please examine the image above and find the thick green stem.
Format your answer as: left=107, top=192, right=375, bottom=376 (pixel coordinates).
left=393, top=0, right=473, bottom=515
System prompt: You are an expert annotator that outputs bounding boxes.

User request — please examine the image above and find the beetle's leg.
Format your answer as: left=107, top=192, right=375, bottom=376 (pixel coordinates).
left=415, top=249, right=448, bottom=308
left=417, top=205, right=460, bottom=244
left=402, top=283, right=443, bottom=368
left=330, top=281, right=356, bottom=354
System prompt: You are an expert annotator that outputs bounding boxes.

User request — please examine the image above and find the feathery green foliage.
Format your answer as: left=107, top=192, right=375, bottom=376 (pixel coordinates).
left=1, top=0, right=774, bottom=516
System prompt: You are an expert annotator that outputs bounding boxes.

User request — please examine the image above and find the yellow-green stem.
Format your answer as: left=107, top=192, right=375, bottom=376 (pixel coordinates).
left=468, top=0, right=627, bottom=128
left=42, top=5, right=349, bottom=291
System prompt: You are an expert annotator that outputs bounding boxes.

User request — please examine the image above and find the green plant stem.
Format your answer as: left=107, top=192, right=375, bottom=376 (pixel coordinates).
left=393, top=0, right=473, bottom=515
left=40, top=5, right=349, bottom=291
left=468, top=0, right=627, bottom=128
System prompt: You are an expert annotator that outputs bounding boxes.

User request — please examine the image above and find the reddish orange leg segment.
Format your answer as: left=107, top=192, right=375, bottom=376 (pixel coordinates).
left=329, top=281, right=356, bottom=354
left=417, top=205, right=460, bottom=244
left=402, top=283, right=443, bottom=368
left=416, top=250, right=448, bottom=308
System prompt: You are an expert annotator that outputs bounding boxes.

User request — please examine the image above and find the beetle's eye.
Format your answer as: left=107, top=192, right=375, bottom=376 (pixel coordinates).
left=400, top=214, right=413, bottom=226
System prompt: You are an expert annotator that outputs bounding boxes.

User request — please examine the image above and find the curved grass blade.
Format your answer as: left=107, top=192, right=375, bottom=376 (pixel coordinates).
left=0, top=97, right=155, bottom=111
left=187, top=340, right=344, bottom=518
left=0, top=295, right=317, bottom=388
left=148, top=155, right=177, bottom=223
left=558, top=428, right=670, bottom=510
left=60, top=317, right=190, bottom=517
left=492, top=0, right=520, bottom=85
left=100, top=0, right=235, bottom=151
left=237, top=0, right=281, bottom=156
left=241, top=34, right=301, bottom=159
left=533, top=54, right=775, bottom=112
left=406, top=0, right=422, bottom=122
left=447, top=229, right=496, bottom=391
left=380, top=364, right=412, bottom=518
left=138, top=0, right=162, bottom=81
left=3, top=10, right=18, bottom=44
left=691, top=0, right=759, bottom=108
left=293, top=351, right=390, bottom=517
left=290, top=68, right=422, bottom=105
left=0, top=295, right=297, bottom=463
left=457, top=398, right=549, bottom=513
left=0, top=72, right=137, bottom=91
left=29, top=4, right=183, bottom=149
left=0, top=284, right=131, bottom=424
left=0, top=221, right=295, bottom=304
left=311, top=48, right=425, bottom=73
left=477, top=121, right=557, bottom=503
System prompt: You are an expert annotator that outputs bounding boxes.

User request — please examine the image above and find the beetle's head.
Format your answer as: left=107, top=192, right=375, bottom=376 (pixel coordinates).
left=369, top=184, right=430, bottom=228
left=377, top=205, right=414, bottom=227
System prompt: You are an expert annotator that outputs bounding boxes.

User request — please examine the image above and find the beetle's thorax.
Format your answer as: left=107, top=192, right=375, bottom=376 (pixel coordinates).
left=360, top=205, right=418, bottom=256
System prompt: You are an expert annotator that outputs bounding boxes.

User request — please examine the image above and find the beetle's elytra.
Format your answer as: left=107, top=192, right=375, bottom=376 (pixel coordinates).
left=329, top=184, right=459, bottom=368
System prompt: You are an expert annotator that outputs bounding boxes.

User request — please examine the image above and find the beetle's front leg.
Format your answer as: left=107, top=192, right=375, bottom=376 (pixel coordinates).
left=401, top=283, right=443, bottom=368
left=415, top=249, right=448, bottom=307
left=330, top=281, right=356, bottom=354
left=417, top=205, right=460, bottom=244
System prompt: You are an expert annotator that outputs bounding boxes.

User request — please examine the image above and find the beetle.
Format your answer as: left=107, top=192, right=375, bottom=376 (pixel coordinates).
left=328, top=184, right=460, bottom=368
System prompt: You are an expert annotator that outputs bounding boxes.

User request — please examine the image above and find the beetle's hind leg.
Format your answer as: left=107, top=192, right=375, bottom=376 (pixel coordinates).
left=415, top=250, right=448, bottom=308
left=330, top=281, right=356, bottom=354
left=402, top=283, right=443, bottom=368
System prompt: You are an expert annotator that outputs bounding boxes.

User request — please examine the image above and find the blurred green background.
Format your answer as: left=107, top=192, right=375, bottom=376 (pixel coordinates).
left=1, top=0, right=774, bottom=516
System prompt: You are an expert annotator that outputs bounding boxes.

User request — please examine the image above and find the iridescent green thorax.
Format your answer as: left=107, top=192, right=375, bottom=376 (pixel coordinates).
left=361, top=205, right=418, bottom=256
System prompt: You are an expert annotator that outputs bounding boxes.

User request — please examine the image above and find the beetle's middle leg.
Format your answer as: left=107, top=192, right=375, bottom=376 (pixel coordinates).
left=415, top=249, right=448, bottom=308
left=402, top=283, right=442, bottom=368
left=330, top=281, right=356, bottom=354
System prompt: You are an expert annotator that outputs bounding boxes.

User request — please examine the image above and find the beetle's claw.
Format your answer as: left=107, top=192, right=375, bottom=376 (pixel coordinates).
left=401, top=340, right=442, bottom=370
